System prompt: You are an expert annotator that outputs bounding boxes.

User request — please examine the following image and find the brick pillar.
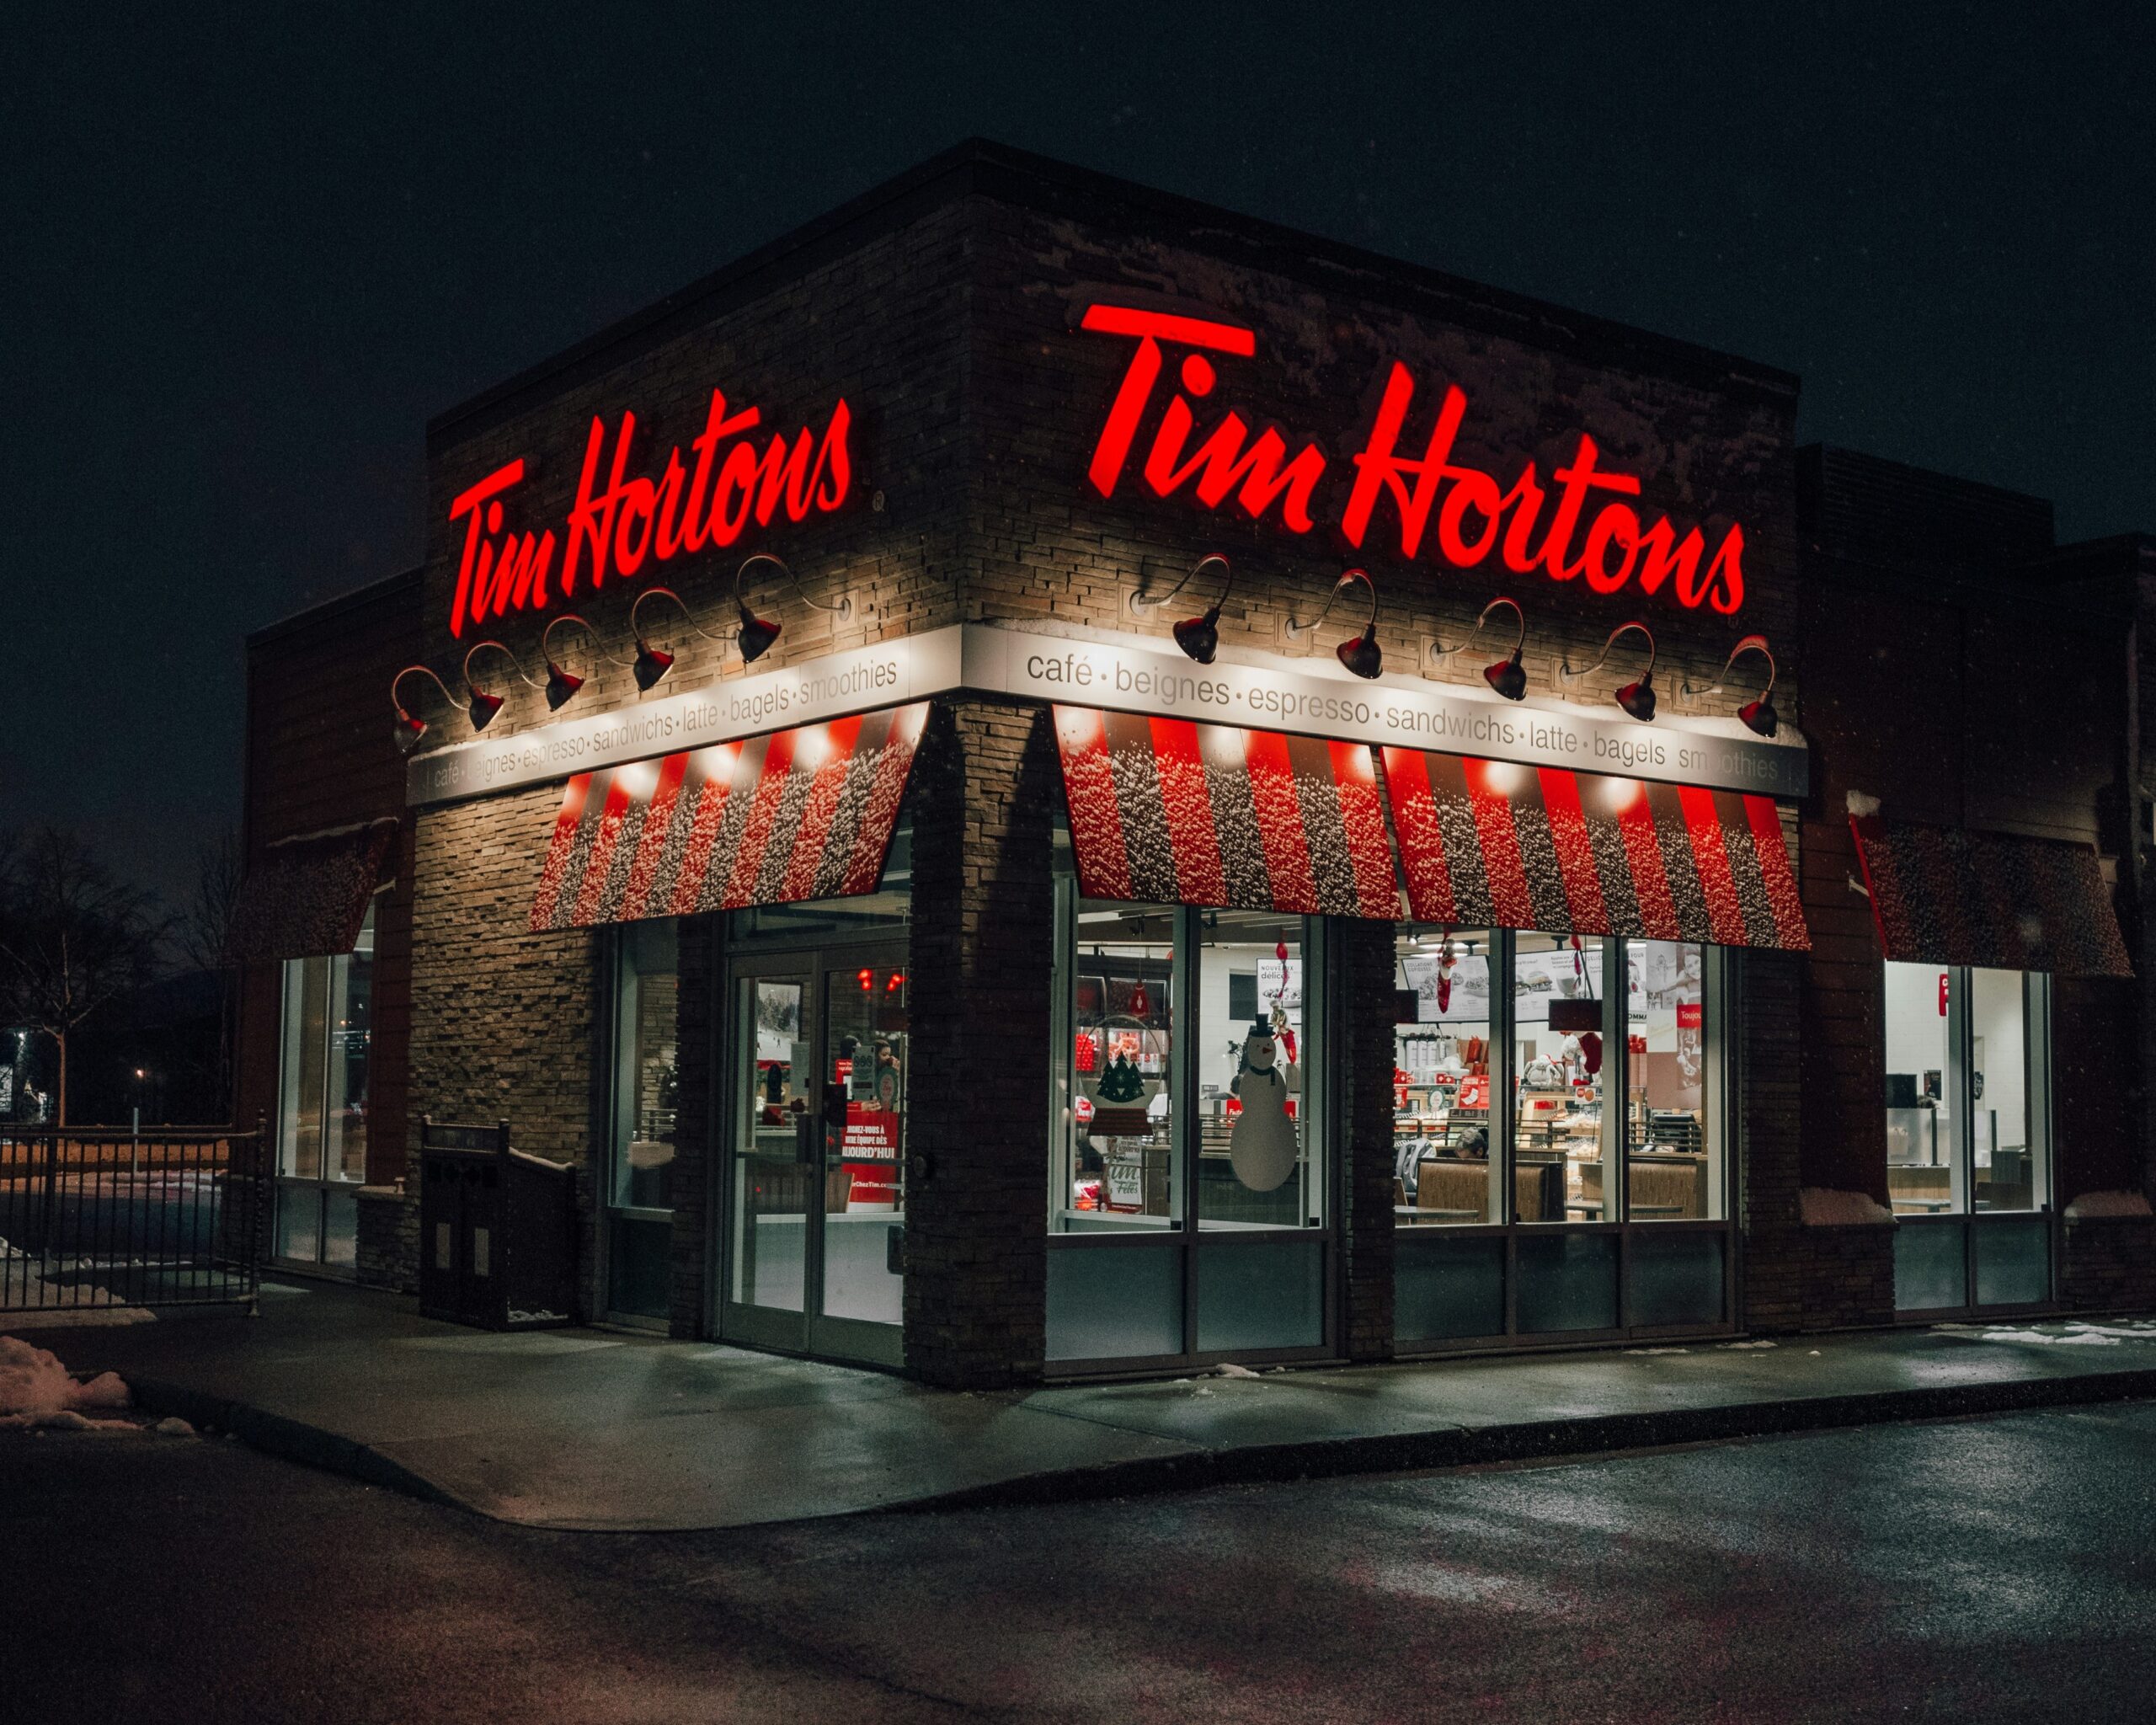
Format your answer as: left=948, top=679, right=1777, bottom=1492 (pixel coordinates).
left=903, top=698, right=1059, bottom=1387
left=1334, top=916, right=1396, bottom=1361
left=1739, top=946, right=1807, bottom=1330
left=669, top=913, right=720, bottom=1339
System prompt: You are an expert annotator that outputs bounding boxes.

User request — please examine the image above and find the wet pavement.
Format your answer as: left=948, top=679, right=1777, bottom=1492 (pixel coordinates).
left=18, top=1279, right=2156, bottom=1529
left=4, top=1398, right=2151, bottom=1722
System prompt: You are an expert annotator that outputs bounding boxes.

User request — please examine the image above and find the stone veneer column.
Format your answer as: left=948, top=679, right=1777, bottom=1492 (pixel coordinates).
left=902, top=698, right=1060, bottom=1387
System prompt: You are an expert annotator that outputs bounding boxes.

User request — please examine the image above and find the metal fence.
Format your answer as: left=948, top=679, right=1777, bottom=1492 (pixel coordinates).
left=0, top=1121, right=267, bottom=1314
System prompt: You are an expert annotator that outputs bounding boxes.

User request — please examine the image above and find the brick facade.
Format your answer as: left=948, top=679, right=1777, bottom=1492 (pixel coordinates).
left=902, top=699, right=1059, bottom=1386
left=235, top=144, right=2153, bottom=1377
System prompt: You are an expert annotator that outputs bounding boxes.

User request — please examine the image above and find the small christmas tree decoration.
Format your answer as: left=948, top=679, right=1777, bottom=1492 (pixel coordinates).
left=1095, top=1052, right=1147, bottom=1104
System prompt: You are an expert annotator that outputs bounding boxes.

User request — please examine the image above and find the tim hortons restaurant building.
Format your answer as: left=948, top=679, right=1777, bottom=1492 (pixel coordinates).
left=226, top=144, right=2156, bottom=1386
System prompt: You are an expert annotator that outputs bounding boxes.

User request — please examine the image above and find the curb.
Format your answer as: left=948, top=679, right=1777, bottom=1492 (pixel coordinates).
left=891, top=1366, right=2156, bottom=1516
left=120, top=1365, right=2156, bottom=1530
left=124, top=1375, right=462, bottom=1511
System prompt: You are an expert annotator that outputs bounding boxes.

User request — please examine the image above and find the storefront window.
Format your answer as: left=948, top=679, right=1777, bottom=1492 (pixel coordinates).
left=1884, top=961, right=1961, bottom=1215
left=1393, top=928, right=1497, bottom=1225
left=1056, top=900, right=1178, bottom=1232
left=1511, top=933, right=1609, bottom=1224
left=1885, top=962, right=2050, bottom=1219
left=1623, top=941, right=1719, bottom=1221
left=275, top=905, right=372, bottom=1266
left=1970, top=968, right=2043, bottom=1213
left=1197, top=911, right=1321, bottom=1231
left=606, top=920, right=678, bottom=1320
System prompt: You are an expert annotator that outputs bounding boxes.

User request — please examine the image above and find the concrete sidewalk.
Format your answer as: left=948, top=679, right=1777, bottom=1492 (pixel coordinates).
left=16, top=1279, right=2156, bottom=1531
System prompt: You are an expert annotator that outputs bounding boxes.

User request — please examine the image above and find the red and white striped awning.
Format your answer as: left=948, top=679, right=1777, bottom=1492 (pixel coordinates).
left=1380, top=749, right=1809, bottom=950
left=1052, top=706, right=1396, bottom=917
left=530, top=703, right=927, bottom=931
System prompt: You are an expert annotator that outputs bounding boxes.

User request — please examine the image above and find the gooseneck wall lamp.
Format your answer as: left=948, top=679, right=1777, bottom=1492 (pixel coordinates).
left=731, top=553, right=853, bottom=665
left=1432, top=596, right=1529, bottom=701
left=460, top=640, right=537, bottom=732
left=1286, top=568, right=1385, bottom=679
left=1561, top=622, right=1659, bottom=722
left=628, top=586, right=726, bottom=691
left=541, top=615, right=600, bottom=710
left=390, top=665, right=458, bottom=755
left=1132, top=553, right=1236, bottom=665
left=1682, top=633, right=1780, bottom=737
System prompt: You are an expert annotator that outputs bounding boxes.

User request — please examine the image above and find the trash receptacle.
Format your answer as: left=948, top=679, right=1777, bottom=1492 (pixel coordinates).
left=417, top=1117, right=577, bottom=1330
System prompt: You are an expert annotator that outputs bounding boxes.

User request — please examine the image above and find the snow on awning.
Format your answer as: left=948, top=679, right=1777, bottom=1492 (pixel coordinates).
left=223, top=818, right=398, bottom=964
left=1051, top=706, right=1396, bottom=917
left=1380, top=748, right=1808, bottom=950
left=1849, top=812, right=2129, bottom=977
left=529, top=703, right=927, bottom=931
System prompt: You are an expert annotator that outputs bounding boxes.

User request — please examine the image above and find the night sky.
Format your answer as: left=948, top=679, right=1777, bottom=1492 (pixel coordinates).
left=6, top=5, right=2151, bottom=909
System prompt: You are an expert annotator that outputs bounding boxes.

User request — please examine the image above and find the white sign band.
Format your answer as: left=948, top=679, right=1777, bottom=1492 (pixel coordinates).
left=406, top=620, right=1808, bottom=808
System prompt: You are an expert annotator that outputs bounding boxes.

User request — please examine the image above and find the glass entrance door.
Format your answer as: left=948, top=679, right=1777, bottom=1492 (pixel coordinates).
left=722, top=948, right=908, bottom=1365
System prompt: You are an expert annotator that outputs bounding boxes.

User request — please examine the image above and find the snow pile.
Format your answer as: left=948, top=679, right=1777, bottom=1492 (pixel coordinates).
left=0, top=1336, right=133, bottom=1430
left=1800, top=1188, right=1894, bottom=1226
left=2064, top=1190, right=2153, bottom=1220
left=1845, top=790, right=1881, bottom=818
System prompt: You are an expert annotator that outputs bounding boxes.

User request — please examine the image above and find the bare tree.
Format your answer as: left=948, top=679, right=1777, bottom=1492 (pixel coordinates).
left=174, top=830, right=243, bottom=975
left=173, top=830, right=244, bottom=1119
left=0, top=828, right=168, bottom=1127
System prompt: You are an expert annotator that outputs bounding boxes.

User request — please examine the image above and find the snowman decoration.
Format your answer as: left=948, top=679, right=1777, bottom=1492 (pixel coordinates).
left=1230, top=1015, right=1301, bottom=1191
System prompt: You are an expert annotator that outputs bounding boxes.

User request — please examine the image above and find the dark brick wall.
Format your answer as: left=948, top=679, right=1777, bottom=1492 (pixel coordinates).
left=1332, top=917, right=1396, bottom=1361
left=2060, top=1215, right=2156, bottom=1312
left=236, top=569, right=421, bottom=1185
left=1796, top=473, right=2140, bottom=1251
left=670, top=914, right=720, bottom=1339
left=903, top=698, right=1059, bottom=1387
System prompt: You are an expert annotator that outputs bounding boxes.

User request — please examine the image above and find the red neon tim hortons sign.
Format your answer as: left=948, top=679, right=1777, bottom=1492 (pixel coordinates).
left=447, top=388, right=853, bottom=637
left=1078, top=303, right=1747, bottom=614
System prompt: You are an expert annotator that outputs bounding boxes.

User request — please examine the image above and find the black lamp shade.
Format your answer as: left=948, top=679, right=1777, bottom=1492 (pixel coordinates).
left=545, top=663, right=584, bottom=710
left=1172, top=606, right=1221, bottom=665
left=1740, top=694, right=1777, bottom=736
left=633, top=642, right=675, bottom=691
left=1615, top=675, right=1657, bottom=723
left=737, top=613, right=782, bottom=664
left=1484, top=651, right=1527, bottom=702
left=1336, top=628, right=1383, bottom=680
left=467, top=689, right=504, bottom=731
left=393, top=709, right=428, bottom=755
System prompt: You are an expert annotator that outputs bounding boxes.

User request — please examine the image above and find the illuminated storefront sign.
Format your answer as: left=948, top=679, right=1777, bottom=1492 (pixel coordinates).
left=446, top=388, right=855, bottom=637
left=1078, top=303, right=1748, bottom=615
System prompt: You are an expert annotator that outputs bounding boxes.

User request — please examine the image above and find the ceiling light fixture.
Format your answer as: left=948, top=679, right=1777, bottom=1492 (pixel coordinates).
left=1561, top=622, right=1659, bottom=722
left=1681, top=633, right=1780, bottom=737
left=1285, top=568, right=1385, bottom=679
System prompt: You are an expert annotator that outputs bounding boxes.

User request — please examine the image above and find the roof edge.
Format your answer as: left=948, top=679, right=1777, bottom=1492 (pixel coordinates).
left=427, top=138, right=1801, bottom=453
left=246, top=566, right=424, bottom=650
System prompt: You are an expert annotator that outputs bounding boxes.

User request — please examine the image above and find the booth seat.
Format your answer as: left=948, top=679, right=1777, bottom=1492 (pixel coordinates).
left=1415, top=1156, right=1564, bottom=1222
left=1578, top=1154, right=1710, bottom=1220
left=1888, top=1164, right=1953, bottom=1213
